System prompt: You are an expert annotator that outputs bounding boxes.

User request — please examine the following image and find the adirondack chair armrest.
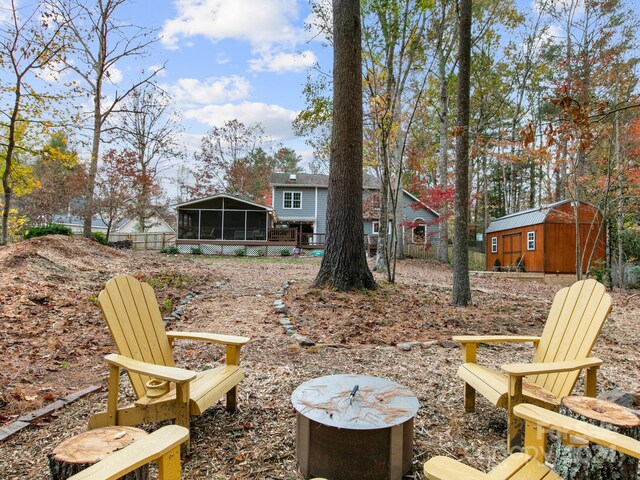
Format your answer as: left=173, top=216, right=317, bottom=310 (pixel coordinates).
left=501, top=357, right=603, bottom=377
left=105, top=354, right=197, bottom=384
left=514, top=404, right=640, bottom=459
left=423, top=456, right=493, bottom=480
left=166, top=331, right=250, bottom=346
left=68, top=425, right=189, bottom=480
left=453, top=335, right=541, bottom=345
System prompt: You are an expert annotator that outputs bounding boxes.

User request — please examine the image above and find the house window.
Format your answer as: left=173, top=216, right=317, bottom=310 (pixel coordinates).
left=372, top=221, right=380, bottom=234
left=491, top=236, right=497, bottom=253
left=283, top=191, right=302, bottom=209
left=412, top=218, right=426, bottom=244
left=527, top=231, right=536, bottom=250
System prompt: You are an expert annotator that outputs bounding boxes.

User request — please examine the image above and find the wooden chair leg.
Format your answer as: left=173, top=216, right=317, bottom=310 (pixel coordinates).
left=175, top=383, right=191, bottom=453
left=157, top=445, right=182, bottom=480
left=462, top=344, right=477, bottom=413
left=464, top=383, right=476, bottom=413
left=585, top=366, right=598, bottom=397
left=523, top=419, right=546, bottom=462
left=105, top=364, right=120, bottom=427
left=507, top=375, right=524, bottom=452
left=226, top=386, right=238, bottom=413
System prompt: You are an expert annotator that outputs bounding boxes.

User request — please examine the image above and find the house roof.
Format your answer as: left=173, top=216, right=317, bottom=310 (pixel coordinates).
left=51, top=214, right=108, bottom=229
left=270, top=172, right=381, bottom=189
left=486, top=199, right=580, bottom=233
left=176, top=193, right=273, bottom=210
left=403, top=190, right=440, bottom=218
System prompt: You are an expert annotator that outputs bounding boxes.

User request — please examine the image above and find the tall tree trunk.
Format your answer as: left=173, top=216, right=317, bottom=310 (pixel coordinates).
left=313, top=0, right=376, bottom=291
left=1, top=85, right=22, bottom=245
left=83, top=13, right=107, bottom=238
left=375, top=165, right=389, bottom=274
left=451, top=0, right=472, bottom=306
left=437, top=50, right=450, bottom=263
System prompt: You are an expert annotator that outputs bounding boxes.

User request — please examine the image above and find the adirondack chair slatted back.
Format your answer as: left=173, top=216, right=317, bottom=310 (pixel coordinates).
left=99, top=275, right=176, bottom=398
left=530, top=279, right=611, bottom=398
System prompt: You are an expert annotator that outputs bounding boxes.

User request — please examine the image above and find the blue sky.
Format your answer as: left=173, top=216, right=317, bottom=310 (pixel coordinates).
left=115, top=0, right=330, bottom=167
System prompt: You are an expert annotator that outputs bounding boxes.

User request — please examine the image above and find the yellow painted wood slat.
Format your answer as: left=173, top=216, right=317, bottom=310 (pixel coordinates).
left=508, top=459, right=560, bottom=480
left=458, top=364, right=506, bottom=407
left=538, top=280, right=597, bottom=392
left=67, top=425, right=188, bottom=480
left=534, top=282, right=583, bottom=369
left=424, top=456, right=493, bottom=480
left=531, top=285, right=570, bottom=366
left=554, top=293, right=611, bottom=398
left=190, top=367, right=244, bottom=415
left=99, top=285, right=147, bottom=397
left=487, top=453, right=531, bottom=479
left=115, top=276, right=163, bottom=367
left=138, top=281, right=175, bottom=367
left=514, top=404, right=640, bottom=459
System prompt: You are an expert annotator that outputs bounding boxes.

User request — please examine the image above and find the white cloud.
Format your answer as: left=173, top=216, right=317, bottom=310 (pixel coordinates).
left=216, top=52, right=231, bottom=65
left=249, top=49, right=317, bottom=73
left=167, top=75, right=251, bottom=105
left=106, top=66, right=123, bottom=84
left=161, top=0, right=303, bottom=49
left=183, top=101, right=298, bottom=140
left=149, top=64, right=167, bottom=77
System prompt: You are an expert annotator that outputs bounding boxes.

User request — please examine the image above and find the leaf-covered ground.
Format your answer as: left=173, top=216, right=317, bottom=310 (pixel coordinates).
left=0, top=236, right=638, bottom=479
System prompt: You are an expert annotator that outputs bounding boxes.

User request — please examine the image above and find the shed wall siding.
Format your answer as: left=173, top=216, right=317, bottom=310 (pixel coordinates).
left=486, top=224, right=544, bottom=271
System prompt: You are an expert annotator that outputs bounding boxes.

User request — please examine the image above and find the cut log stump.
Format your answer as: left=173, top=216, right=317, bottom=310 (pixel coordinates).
left=554, top=396, right=640, bottom=480
left=48, top=426, right=149, bottom=480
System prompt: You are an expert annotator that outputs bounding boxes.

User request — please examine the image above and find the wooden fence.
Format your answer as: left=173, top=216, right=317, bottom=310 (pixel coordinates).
left=404, top=244, right=486, bottom=269
left=108, top=232, right=176, bottom=251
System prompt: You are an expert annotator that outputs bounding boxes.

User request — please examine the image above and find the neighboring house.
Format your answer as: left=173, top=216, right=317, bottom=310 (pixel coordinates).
left=116, top=214, right=175, bottom=234
left=269, top=172, right=440, bottom=246
left=485, top=199, right=606, bottom=274
left=51, top=215, right=109, bottom=234
left=50, top=213, right=175, bottom=235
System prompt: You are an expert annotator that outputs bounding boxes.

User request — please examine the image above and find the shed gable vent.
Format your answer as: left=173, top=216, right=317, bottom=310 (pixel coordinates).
left=289, top=174, right=297, bottom=181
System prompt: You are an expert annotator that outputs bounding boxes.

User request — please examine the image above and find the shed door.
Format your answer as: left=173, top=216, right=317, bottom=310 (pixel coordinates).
left=502, top=233, right=522, bottom=266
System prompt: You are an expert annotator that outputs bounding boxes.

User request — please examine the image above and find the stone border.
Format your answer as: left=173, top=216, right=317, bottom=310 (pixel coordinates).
left=163, top=290, right=201, bottom=322
left=274, top=281, right=315, bottom=347
left=0, top=385, right=101, bottom=442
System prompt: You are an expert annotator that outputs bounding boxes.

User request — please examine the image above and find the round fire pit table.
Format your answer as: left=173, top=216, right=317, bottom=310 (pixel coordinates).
left=291, top=374, right=419, bottom=480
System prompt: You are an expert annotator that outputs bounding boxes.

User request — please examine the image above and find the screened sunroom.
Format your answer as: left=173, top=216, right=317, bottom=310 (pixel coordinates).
left=176, top=194, right=273, bottom=242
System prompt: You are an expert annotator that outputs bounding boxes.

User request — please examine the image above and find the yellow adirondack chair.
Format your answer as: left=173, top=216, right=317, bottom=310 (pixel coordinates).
left=88, top=275, right=250, bottom=450
left=423, top=403, right=640, bottom=479
left=69, top=425, right=189, bottom=480
left=453, top=279, right=612, bottom=450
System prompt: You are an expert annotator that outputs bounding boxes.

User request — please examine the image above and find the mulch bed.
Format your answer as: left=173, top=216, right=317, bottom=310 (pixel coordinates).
left=0, top=237, right=638, bottom=479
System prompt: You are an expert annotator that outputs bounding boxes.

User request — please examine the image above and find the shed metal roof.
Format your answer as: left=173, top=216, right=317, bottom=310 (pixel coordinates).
left=485, top=199, right=572, bottom=233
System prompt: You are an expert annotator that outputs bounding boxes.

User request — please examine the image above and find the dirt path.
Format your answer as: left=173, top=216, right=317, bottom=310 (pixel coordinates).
left=0, top=237, right=638, bottom=479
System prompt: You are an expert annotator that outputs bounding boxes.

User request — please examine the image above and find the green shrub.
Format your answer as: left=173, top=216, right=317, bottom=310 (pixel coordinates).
left=280, top=248, right=291, bottom=256
left=256, top=248, right=266, bottom=257
left=234, top=247, right=246, bottom=257
left=23, top=224, right=73, bottom=239
left=590, top=260, right=609, bottom=284
left=160, top=245, right=180, bottom=254
left=190, top=246, right=203, bottom=255
left=91, top=231, right=108, bottom=245
left=160, top=298, right=174, bottom=313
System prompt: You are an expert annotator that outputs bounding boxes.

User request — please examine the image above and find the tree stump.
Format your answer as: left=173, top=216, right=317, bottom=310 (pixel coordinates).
left=48, top=426, right=150, bottom=480
left=554, top=396, right=640, bottom=480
